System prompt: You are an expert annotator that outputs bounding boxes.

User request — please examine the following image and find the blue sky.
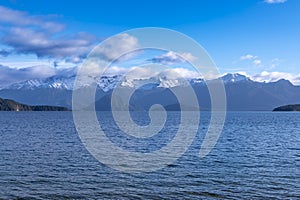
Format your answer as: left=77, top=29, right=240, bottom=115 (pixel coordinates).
left=0, top=0, right=300, bottom=84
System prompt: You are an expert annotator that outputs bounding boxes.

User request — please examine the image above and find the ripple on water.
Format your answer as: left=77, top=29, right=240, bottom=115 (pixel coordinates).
left=0, top=111, right=299, bottom=199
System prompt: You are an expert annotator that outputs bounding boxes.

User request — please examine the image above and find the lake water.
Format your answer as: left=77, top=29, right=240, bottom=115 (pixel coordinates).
left=0, top=112, right=299, bottom=199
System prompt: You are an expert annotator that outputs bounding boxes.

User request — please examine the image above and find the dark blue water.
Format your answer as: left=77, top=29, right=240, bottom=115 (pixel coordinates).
left=0, top=112, right=299, bottom=199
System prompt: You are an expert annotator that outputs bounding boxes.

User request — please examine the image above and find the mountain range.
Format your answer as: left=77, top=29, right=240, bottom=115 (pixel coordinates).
left=0, top=72, right=299, bottom=111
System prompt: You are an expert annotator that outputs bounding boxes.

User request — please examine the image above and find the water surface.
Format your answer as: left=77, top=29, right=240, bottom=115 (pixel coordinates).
left=0, top=112, right=299, bottom=199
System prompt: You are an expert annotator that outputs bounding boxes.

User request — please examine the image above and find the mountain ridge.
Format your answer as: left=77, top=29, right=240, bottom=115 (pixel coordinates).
left=0, top=73, right=298, bottom=111
left=2, top=73, right=292, bottom=91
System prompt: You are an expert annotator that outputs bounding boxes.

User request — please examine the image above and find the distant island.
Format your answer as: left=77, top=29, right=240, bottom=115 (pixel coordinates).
left=273, top=104, right=300, bottom=112
left=0, top=97, right=69, bottom=111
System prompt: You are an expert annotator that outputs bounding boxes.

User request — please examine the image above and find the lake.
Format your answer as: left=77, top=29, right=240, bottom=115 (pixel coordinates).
left=0, top=112, right=299, bottom=199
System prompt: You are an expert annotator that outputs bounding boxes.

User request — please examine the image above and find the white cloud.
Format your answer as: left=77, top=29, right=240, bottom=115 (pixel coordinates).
left=240, top=54, right=257, bottom=60
left=0, top=6, right=96, bottom=63
left=101, top=65, right=201, bottom=80
left=0, top=64, right=56, bottom=87
left=253, top=59, right=262, bottom=65
left=0, top=6, right=64, bottom=32
left=178, top=52, right=198, bottom=62
left=220, top=70, right=300, bottom=85
left=92, top=33, right=140, bottom=62
left=160, top=68, right=201, bottom=79
left=2, top=27, right=96, bottom=61
left=150, top=51, right=198, bottom=65
left=125, top=67, right=158, bottom=80
left=252, top=71, right=300, bottom=85
left=264, top=0, right=287, bottom=4
left=0, top=64, right=80, bottom=88
left=103, top=66, right=129, bottom=76
left=240, top=54, right=262, bottom=66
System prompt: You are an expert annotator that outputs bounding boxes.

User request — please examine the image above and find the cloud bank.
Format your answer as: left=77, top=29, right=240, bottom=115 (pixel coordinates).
left=0, top=6, right=96, bottom=63
left=1, top=63, right=300, bottom=88
left=0, top=64, right=56, bottom=87
left=252, top=71, right=300, bottom=85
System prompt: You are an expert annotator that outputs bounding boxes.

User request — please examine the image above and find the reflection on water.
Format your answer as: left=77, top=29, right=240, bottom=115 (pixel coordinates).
left=0, top=112, right=299, bottom=199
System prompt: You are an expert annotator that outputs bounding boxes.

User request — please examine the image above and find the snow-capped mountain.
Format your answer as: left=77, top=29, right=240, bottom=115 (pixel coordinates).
left=1, top=72, right=299, bottom=111
left=6, top=74, right=123, bottom=92
left=120, top=75, right=202, bottom=89
left=4, top=73, right=252, bottom=91
left=4, top=67, right=78, bottom=90
left=221, top=73, right=251, bottom=83
left=7, top=75, right=76, bottom=90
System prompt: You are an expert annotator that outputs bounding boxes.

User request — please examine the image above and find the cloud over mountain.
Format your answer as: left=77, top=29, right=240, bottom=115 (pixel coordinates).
left=252, top=71, right=300, bottom=85
left=0, top=64, right=77, bottom=87
left=0, top=64, right=55, bottom=87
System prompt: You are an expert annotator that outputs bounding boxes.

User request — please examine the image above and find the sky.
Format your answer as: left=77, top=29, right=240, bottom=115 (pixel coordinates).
left=0, top=0, right=300, bottom=84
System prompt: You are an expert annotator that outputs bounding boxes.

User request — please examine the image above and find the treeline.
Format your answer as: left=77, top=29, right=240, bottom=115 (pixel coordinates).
left=273, top=104, right=300, bottom=111
left=0, top=97, right=69, bottom=111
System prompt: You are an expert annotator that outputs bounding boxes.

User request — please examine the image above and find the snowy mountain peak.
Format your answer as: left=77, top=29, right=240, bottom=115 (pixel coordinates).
left=221, top=73, right=250, bottom=83
left=7, top=75, right=76, bottom=90
left=3, top=73, right=255, bottom=91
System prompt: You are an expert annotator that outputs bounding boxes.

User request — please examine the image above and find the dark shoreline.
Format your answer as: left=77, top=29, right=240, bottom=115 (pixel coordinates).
left=273, top=104, right=300, bottom=112
left=0, top=97, right=69, bottom=111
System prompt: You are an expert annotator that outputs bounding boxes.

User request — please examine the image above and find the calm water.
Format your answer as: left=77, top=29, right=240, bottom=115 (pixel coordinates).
left=0, top=112, right=299, bottom=199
